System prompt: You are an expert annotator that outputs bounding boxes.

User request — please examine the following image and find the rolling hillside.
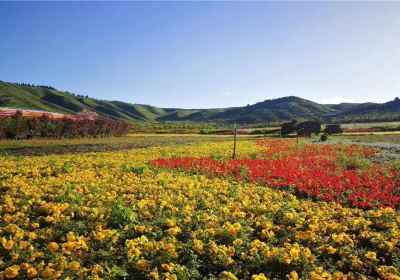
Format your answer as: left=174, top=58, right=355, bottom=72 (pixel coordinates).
left=0, top=80, right=399, bottom=123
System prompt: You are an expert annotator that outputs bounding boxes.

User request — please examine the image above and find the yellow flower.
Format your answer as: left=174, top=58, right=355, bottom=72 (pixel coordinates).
left=166, top=219, right=176, bottom=227
left=32, top=223, right=40, bottom=229
left=2, top=238, right=14, bottom=250
left=221, top=271, right=239, bottom=280
left=280, top=256, right=291, bottom=265
left=193, top=239, right=203, bottom=252
left=127, top=247, right=141, bottom=261
left=20, top=263, right=29, bottom=270
left=150, top=268, right=160, bottom=280
left=136, top=259, right=149, bottom=271
left=19, top=241, right=28, bottom=250
left=285, top=212, right=295, bottom=219
left=251, top=273, right=269, bottom=280
left=168, top=227, right=181, bottom=235
left=48, top=242, right=59, bottom=252
left=69, top=261, right=80, bottom=271
left=28, top=232, right=37, bottom=240
left=135, top=225, right=146, bottom=233
left=62, top=241, right=76, bottom=252
left=289, top=271, right=299, bottom=280
left=302, top=247, right=312, bottom=259
left=225, top=222, right=242, bottom=236
left=333, top=272, right=346, bottom=280
left=233, top=238, right=243, bottom=247
left=161, top=263, right=175, bottom=273
left=5, top=265, right=20, bottom=279
left=326, top=246, right=337, bottom=255
left=41, top=267, right=55, bottom=278
left=91, top=264, right=103, bottom=274
left=95, top=232, right=106, bottom=240
left=351, top=256, right=363, bottom=269
left=365, top=251, right=377, bottom=260
left=11, top=253, right=19, bottom=261
left=27, top=267, right=38, bottom=278
left=290, top=247, right=300, bottom=261
left=263, top=248, right=271, bottom=258
left=166, top=274, right=178, bottom=280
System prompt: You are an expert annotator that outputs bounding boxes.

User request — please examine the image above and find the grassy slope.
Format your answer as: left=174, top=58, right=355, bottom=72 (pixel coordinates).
left=342, top=99, right=400, bottom=115
left=1, top=81, right=399, bottom=123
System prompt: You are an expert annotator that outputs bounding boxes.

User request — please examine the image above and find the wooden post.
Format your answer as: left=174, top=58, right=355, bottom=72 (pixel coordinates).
left=232, top=123, right=237, bottom=159
left=296, top=127, right=305, bottom=147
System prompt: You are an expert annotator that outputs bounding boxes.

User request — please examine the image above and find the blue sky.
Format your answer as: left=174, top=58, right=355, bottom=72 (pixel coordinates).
left=1, top=2, right=399, bottom=108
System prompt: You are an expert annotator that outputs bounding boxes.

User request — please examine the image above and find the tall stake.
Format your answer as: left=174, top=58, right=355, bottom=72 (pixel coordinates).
left=232, top=122, right=237, bottom=159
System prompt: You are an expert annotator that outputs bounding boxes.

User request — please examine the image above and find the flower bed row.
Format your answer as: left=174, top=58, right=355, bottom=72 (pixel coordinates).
left=152, top=140, right=400, bottom=209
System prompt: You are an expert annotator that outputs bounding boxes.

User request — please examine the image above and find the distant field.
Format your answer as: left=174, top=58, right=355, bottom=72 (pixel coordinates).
left=341, top=131, right=400, bottom=136
left=0, top=134, right=259, bottom=156
left=2, top=130, right=400, bottom=156
left=340, top=121, right=400, bottom=128
left=332, top=133, right=400, bottom=144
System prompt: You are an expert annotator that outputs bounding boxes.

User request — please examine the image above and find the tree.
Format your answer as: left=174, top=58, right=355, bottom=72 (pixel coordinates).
left=281, top=120, right=297, bottom=136
left=297, top=121, right=321, bottom=136
left=324, top=124, right=343, bottom=134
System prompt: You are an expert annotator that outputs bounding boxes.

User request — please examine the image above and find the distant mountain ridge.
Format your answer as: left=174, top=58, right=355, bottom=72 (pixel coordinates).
left=0, top=80, right=399, bottom=123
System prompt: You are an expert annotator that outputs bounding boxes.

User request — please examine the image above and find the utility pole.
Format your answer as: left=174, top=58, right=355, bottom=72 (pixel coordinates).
left=232, top=122, right=237, bottom=159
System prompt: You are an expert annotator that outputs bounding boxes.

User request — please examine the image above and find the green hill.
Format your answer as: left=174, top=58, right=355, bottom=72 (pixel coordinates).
left=202, top=96, right=339, bottom=123
left=1, top=81, right=399, bottom=123
left=340, top=98, right=400, bottom=115
left=0, top=81, right=197, bottom=122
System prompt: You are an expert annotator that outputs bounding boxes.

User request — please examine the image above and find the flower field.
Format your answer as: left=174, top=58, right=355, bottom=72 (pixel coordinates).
left=153, top=140, right=400, bottom=209
left=0, top=139, right=399, bottom=279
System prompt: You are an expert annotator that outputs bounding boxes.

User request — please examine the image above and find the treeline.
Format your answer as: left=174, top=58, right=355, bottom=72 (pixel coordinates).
left=12, top=82, right=56, bottom=90
left=326, top=113, right=400, bottom=124
left=11, top=82, right=93, bottom=99
left=280, top=120, right=344, bottom=136
left=0, top=113, right=132, bottom=139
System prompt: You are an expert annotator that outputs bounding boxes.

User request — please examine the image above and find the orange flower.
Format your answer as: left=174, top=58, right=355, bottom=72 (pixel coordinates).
left=48, top=242, right=59, bottom=252
left=69, top=261, right=81, bottom=271
left=27, top=267, right=38, bottom=278
left=2, top=238, right=14, bottom=250
left=5, top=265, right=20, bottom=279
left=136, top=259, right=149, bottom=271
left=365, top=251, right=377, bottom=260
left=42, top=268, right=55, bottom=278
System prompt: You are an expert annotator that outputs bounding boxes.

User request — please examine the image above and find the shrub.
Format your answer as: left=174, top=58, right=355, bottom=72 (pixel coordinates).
left=280, top=120, right=297, bottom=136
left=324, top=124, right=343, bottom=134
left=297, top=121, right=321, bottom=136
left=0, top=113, right=132, bottom=139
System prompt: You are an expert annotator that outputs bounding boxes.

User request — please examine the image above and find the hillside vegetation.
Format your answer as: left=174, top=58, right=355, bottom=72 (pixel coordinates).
left=1, top=81, right=399, bottom=123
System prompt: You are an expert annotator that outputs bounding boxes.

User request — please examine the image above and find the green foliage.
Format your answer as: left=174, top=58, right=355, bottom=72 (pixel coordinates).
left=336, top=154, right=373, bottom=171
left=63, top=184, right=85, bottom=211
left=108, top=199, right=136, bottom=229
left=248, top=152, right=259, bottom=159
left=121, top=164, right=148, bottom=175
left=106, top=265, right=129, bottom=278
left=211, top=153, right=225, bottom=160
